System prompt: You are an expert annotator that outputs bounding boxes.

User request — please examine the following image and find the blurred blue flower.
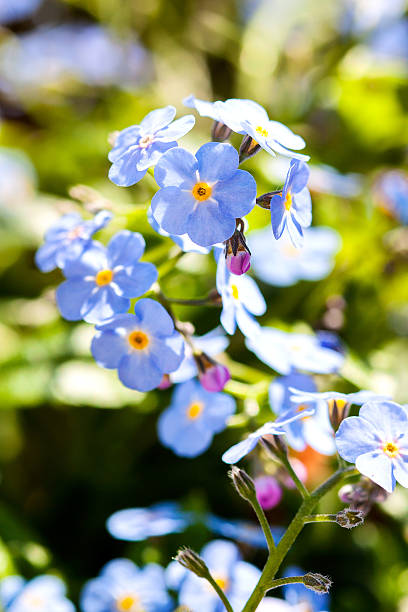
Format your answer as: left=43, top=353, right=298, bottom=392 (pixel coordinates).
left=108, top=106, right=195, bottom=187
left=171, top=327, right=229, bottom=384
left=249, top=226, right=341, bottom=287
left=147, top=207, right=211, bottom=254
left=91, top=298, right=184, bottom=392
left=374, top=170, right=408, bottom=224
left=0, top=0, right=41, bottom=24
left=81, top=558, right=172, bottom=612
left=246, top=327, right=344, bottom=375
left=0, top=575, right=74, bottom=612
left=316, top=330, right=344, bottom=354
left=216, top=250, right=266, bottom=337
left=56, top=231, right=157, bottom=324
left=0, top=147, right=36, bottom=209
left=158, top=379, right=235, bottom=457
left=207, top=516, right=284, bottom=549
left=308, top=164, right=362, bottom=198
left=336, top=400, right=408, bottom=493
left=151, top=142, right=256, bottom=247
left=270, top=159, right=312, bottom=247
left=370, top=19, right=408, bottom=61
left=270, top=373, right=336, bottom=455
left=35, top=210, right=112, bottom=273
left=107, top=502, right=191, bottom=541
left=176, top=540, right=261, bottom=612
left=289, top=388, right=390, bottom=407
left=222, top=407, right=314, bottom=464
left=184, top=95, right=309, bottom=160
left=283, top=565, right=330, bottom=611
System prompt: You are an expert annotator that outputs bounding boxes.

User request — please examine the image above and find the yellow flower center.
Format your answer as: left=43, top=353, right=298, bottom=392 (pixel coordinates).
left=192, top=182, right=212, bottom=201
left=116, top=594, right=144, bottom=611
left=138, top=134, right=154, bottom=149
left=382, top=441, right=399, bottom=458
left=128, top=331, right=149, bottom=350
left=95, top=269, right=114, bottom=286
left=327, top=398, right=347, bottom=411
left=67, top=226, right=84, bottom=240
left=284, top=190, right=292, bottom=211
left=231, top=284, right=239, bottom=300
left=187, top=401, right=204, bottom=420
left=255, top=125, right=268, bottom=138
left=296, top=404, right=311, bottom=422
left=22, top=595, right=44, bottom=608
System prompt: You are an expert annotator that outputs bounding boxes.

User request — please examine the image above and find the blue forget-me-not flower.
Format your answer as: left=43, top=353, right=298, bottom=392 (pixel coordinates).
left=216, top=249, right=266, bottom=337
left=107, top=501, right=191, bottom=541
left=151, top=142, right=256, bottom=247
left=56, top=230, right=157, bottom=324
left=91, top=298, right=184, bottom=392
left=249, top=226, right=341, bottom=287
left=80, top=558, right=172, bottom=612
left=222, top=407, right=315, bottom=464
left=158, top=379, right=235, bottom=457
left=336, top=400, right=408, bottom=493
left=108, top=106, right=195, bottom=187
left=269, top=159, right=312, bottom=247
left=0, top=575, right=75, bottom=612
left=35, top=210, right=112, bottom=273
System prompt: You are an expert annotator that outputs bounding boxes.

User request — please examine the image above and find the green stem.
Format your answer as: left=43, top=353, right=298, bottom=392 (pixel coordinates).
left=279, top=454, right=310, bottom=500
left=163, top=295, right=220, bottom=307
left=206, top=574, right=234, bottom=612
left=304, top=513, right=337, bottom=524
left=241, top=467, right=356, bottom=611
left=265, top=576, right=306, bottom=590
left=248, top=494, right=276, bottom=554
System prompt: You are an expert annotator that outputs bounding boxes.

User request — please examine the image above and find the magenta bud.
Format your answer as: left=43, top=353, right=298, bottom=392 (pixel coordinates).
left=254, top=476, right=282, bottom=510
left=226, top=250, right=251, bottom=275
left=199, top=363, right=231, bottom=392
left=158, top=375, right=172, bottom=390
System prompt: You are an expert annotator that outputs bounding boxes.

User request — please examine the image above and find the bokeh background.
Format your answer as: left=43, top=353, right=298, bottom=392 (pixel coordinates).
left=1, top=0, right=408, bottom=610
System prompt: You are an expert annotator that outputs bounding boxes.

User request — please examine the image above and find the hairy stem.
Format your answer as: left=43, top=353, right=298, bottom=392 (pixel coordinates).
left=206, top=574, right=234, bottom=612
left=265, top=576, right=306, bottom=590
left=279, top=454, right=310, bottom=500
left=304, top=513, right=337, bottom=524
left=249, top=494, right=277, bottom=554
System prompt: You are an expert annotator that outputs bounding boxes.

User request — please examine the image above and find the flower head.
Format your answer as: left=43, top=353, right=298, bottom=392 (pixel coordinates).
left=158, top=379, right=235, bottom=457
left=91, top=298, right=184, bottom=392
left=35, top=210, right=112, bottom=272
left=56, top=230, right=157, bottom=324
left=151, top=142, right=256, bottom=247
left=222, top=407, right=314, bottom=464
left=336, top=401, right=408, bottom=492
left=249, top=226, right=341, bottom=287
left=246, top=327, right=344, bottom=375
left=216, top=251, right=266, bottom=337
left=0, top=575, right=74, bottom=612
left=106, top=502, right=191, bottom=542
left=269, top=159, right=312, bottom=247
left=174, top=539, right=261, bottom=612
left=80, top=559, right=172, bottom=612
left=108, top=106, right=195, bottom=187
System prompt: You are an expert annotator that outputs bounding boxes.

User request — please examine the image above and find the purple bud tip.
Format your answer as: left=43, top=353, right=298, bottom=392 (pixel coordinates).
left=227, top=251, right=251, bottom=276
left=199, top=363, right=231, bottom=392
left=254, top=476, right=283, bottom=510
left=158, top=375, right=172, bottom=390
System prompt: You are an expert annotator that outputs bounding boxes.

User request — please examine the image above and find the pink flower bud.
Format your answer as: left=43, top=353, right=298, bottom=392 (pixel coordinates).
left=226, top=250, right=251, bottom=275
left=158, top=375, right=172, bottom=390
left=199, top=363, right=231, bottom=392
left=254, top=476, right=282, bottom=510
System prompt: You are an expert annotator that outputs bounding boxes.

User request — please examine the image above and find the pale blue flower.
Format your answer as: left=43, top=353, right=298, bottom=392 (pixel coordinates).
left=80, top=559, right=172, bottom=612
left=56, top=231, right=157, bottom=324
left=216, top=249, right=266, bottom=337
left=108, top=106, right=195, bottom=187
left=336, top=401, right=408, bottom=493
left=222, top=407, right=315, bottom=464
left=0, top=0, right=41, bottom=24
left=0, top=575, right=74, bottom=612
left=246, top=327, right=344, bottom=375
left=106, top=502, right=191, bottom=541
left=151, top=142, right=256, bottom=247
left=158, top=380, right=235, bottom=457
left=147, top=206, right=211, bottom=254
left=270, top=159, right=312, bottom=247
left=249, top=226, right=341, bottom=287
left=289, top=388, right=390, bottom=407
left=91, top=298, right=184, bottom=392
left=375, top=170, right=408, bottom=224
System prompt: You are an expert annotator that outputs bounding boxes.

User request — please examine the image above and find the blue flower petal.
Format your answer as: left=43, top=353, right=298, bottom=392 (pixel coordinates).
left=155, top=114, right=195, bottom=142
left=56, top=279, right=94, bottom=321
left=186, top=199, right=236, bottom=246
left=151, top=187, right=195, bottom=235
left=109, top=153, right=147, bottom=186
left=356, top=451, right=396, bottom=493
left=113, top=263, right=157, bottom=298
left=108, top=125, right=141, bottom=162
left=81, top=286, right=130, bottom=324
left=222, top=436, right=258, bottom=464
left=107, top=230, right=145, bottom=267
left=214, top=170, right=256, bottom=218
left=118, top=351, right=162, bottom=391
left=154, top=147, right=198, bottom=189
left=140, top=105, right=176, bottom=135
left=135, top=298, right=175, bottom=337
left=270, top=195, right=286, bottom=240
left=63, top=243, right=107, bottom=277
left=196, top=142, right=238, bottom=182
left=91, top=330, right=128, bottom=369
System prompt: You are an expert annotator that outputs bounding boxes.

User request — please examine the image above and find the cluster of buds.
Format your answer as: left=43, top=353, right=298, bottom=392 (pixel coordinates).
left=225, top=220, right=251, bottom=276
left=338, top=477, right=389, bottom=515
left=194, top=351, right=231, bottom=392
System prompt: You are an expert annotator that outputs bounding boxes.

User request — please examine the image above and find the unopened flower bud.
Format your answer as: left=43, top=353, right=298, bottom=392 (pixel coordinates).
left=261, top=434, right=288, bottom=461
left=254, top=475, right=282, bottom=510
left=225, top=227, right=251, bottom=276
left=174, top=548, right=209, bottom=578
left=239, top=134, right=261, bottom=163
left=229, top=466, right=256, bottom=502
left=158, top=375, right=172, bottom=390
left=211, top=120, right=232, bottom=142
left=328, top=399, right=350, bottom=431
left=195, top=352, right=231, bottom=392
left=336, top=508, right=365, bottom=529
left=303, top=573, right=332, bottom=594
left=256, top=190, right=282, bottom=210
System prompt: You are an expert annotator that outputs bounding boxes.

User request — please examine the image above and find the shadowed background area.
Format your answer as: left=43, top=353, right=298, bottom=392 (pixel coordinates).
left=1, top=0, right=408, bottom=610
